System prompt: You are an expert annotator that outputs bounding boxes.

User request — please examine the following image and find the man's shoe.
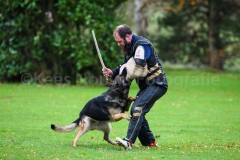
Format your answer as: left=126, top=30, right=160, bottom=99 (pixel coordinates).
left=149, top=141, right=158, bottom=147
left=116, top=137, right=132, bottom=150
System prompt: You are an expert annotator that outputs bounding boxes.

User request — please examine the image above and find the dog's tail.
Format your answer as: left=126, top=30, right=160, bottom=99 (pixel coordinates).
left=51, top=118, right=81, bottom=132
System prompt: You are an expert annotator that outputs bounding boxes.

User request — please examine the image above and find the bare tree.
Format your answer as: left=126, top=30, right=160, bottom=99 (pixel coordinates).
left=134, top=0, right=148, bottom=36
left=207, top=0, right=224, bottom=70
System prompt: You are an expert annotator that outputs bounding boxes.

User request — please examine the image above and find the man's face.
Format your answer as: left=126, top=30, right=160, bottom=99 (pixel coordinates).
left=114, top=33, right=131, bottom=55
left=114, top=33, right=125, bottom=47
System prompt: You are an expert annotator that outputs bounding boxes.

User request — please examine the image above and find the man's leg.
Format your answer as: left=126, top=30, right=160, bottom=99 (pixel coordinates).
left=117, top=85, right=166, bottom=149
left=137, top=117, right=155, bottom=146
left=138, top=86, right=167, bottom=146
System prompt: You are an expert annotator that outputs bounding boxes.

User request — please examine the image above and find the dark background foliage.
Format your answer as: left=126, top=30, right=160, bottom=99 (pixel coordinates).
left=156, top=0, right=240, bottom=67
left=0, top=0, right=126, bottom=83
left=1, top=0, right=240, bottom=84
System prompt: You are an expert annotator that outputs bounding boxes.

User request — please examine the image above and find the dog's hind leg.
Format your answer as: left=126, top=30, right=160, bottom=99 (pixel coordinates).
left=72, top=116, right=91, bottom=147
left=95, top=122, right=117, bottom=145
left=103, top=122, right=118, bottom=145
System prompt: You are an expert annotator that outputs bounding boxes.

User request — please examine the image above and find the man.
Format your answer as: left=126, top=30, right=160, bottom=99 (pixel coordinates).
left=102, top=24, right=168, bottom=150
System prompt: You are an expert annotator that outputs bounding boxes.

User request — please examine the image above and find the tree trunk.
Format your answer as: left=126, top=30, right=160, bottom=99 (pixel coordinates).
left=207, top=0, right=224, bottom=70
left=134, top=0, right=148, bottom=37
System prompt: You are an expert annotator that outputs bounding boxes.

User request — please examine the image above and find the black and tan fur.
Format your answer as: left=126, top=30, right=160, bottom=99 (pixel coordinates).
left=51, top=68, right=135, bottom=147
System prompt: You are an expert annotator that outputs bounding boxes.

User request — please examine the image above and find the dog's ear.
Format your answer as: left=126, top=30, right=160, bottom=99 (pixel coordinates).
left=120, top=67, right=127, bottom=77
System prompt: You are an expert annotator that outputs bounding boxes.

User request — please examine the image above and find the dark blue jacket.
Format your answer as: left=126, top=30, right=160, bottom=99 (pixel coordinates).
left=112, top=34, right=168, bottom=90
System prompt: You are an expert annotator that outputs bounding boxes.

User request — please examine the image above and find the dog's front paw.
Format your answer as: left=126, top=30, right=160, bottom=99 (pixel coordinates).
left=128, top=96, right=136, bottom=101
left=125, top=114, right=132, bottom=121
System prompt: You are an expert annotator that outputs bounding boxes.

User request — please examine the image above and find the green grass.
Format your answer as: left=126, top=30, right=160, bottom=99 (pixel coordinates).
left=1, top=69, right=240, bottom=160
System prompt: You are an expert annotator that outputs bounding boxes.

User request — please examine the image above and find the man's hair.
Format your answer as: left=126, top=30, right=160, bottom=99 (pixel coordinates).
left=113, top=24, right=132, bottom=39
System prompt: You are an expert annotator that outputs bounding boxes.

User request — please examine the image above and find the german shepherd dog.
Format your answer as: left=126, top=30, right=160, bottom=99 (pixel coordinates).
left=51, top=68, right=135, bottom=147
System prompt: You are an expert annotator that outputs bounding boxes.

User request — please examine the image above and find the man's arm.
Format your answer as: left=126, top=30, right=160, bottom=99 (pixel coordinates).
left=134, top=45, right=151, bottom=66
left=102, top=64, right=122, bottom=80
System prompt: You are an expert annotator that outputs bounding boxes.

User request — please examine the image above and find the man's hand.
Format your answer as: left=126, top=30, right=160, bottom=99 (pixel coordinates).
left=102, top=68, right=113, bottom=78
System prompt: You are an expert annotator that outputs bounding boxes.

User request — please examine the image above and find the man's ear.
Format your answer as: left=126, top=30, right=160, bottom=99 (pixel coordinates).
left=120, top=67, right=127, bottom=77
left=125, top=34, right=132, bottom=42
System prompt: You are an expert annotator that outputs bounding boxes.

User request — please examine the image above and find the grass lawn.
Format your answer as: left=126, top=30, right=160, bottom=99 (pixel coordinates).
left=0, top=69, right=240, bottom=159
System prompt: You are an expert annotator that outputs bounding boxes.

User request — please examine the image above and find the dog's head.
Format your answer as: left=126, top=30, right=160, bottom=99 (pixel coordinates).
left=110, top=67, right=132, bottom=98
